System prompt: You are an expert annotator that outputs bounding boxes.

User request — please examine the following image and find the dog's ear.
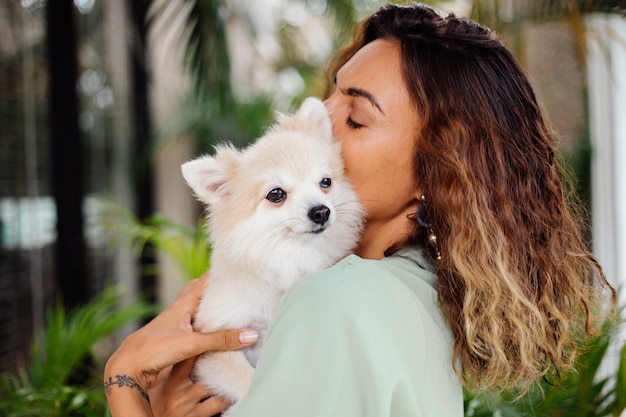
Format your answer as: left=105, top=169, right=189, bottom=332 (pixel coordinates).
left=276, top=97, right=333, bottom=140
left=295, top=97, right=333, bottom=139
left=181, top=145, right=240, bottom=205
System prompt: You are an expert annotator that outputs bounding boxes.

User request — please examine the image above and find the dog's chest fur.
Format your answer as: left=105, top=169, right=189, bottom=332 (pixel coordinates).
left=193, top=260, right=286, bottom=366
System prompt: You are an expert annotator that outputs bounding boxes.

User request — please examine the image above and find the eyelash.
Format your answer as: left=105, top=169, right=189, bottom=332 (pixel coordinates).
left=346, top=117, right=363, bottom=129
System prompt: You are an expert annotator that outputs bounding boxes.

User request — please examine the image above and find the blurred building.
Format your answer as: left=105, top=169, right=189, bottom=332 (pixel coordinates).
left=0, top=0, right=151, bottom=371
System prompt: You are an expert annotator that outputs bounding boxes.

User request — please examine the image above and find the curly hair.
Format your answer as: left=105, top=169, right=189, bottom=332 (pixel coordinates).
left=326, top=3, right=615, bottom=394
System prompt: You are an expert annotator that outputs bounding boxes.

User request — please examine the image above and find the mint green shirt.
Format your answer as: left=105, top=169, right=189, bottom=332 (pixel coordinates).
left=233, top=249, right=463, bottom=417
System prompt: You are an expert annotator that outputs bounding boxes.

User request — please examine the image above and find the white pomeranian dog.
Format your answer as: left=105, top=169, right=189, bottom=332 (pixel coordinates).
left=181, top=97, right=364, bottom=415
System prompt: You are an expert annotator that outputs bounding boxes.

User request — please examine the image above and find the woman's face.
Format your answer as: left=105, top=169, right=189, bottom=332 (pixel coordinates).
left=324, top=39, right=421, bottom=250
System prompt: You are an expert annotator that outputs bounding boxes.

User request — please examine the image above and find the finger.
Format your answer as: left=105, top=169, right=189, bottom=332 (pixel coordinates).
left=191, top=329, right=259, bottom=354
left=179, top=273, right=209, bottom=301
left=169, top=277, right=206, bottom=315
left=170, top=356, right=197, bottom=381
left=152, top=365, right=173, bottom=388
left=188, top=380, right=214, bottom=402
left=190, top=395, right=230, bottom=417
left=172, top=277, right=210, bottom=328
left=152, top=329, right=258, bottom=371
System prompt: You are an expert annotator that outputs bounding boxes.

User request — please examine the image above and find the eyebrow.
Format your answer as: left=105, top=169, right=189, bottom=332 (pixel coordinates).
left=342, top=87, right=385, bottom=115
left=335, top=75, right=385, bottom=115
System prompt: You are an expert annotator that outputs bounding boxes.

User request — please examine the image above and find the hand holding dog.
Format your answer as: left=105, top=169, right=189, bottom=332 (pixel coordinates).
left=105, top=274, right=259, bottom=417
left=149, top=356, right=229, bottom=417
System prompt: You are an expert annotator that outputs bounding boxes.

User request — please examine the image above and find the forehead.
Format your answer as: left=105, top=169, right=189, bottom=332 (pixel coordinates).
left=240, top=131, right=343, bottom=183
left=335, top=39, right=407, bottom=103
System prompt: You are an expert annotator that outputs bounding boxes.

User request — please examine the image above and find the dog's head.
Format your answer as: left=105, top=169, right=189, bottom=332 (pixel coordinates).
left=181, top=97, right=363, bottom=278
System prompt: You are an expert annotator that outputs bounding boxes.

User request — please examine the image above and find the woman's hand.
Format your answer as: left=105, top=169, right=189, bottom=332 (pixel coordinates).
left=148, top=356, right=230, bottom=417
left=104, top=274, right=258, bottom=417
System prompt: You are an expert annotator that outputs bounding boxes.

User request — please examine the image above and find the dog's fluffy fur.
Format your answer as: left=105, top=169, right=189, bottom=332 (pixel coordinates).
left=181, top=97, right=363, bottom=415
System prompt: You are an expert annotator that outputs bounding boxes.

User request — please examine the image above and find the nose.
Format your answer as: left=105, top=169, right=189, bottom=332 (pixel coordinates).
left=323, top=96, right=341, bottom=139
left=323, top=94, right=338, bottom=116
left=308, top=205, right=331, bottom=225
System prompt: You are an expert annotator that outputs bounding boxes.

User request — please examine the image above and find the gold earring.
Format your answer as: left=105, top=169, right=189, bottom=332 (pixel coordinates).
left=416, top=195, right=441, bottom=261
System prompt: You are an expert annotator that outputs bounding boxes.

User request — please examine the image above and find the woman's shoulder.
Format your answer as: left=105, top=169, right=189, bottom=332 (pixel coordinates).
left=258, top=248, right=463, bottom=417
left=280, top=249, right=440, bottom=324
left=285, top=249, right=436, bottom=308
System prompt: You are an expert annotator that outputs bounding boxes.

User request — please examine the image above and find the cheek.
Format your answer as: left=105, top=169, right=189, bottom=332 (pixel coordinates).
left=389, top=142, right=416, bottom=189
left=339, top=133, right=393, bottom=189
left=343, top=148, right=390, bottom=209
left=338, top=139, right=367, bottom=183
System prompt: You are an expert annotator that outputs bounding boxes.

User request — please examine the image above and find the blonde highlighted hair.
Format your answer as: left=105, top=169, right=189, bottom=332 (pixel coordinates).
left=327, top=3, right=615, bottom=393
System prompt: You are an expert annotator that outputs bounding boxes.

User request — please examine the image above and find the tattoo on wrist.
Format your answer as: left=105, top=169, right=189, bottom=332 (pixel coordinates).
left=104, top=374, right=150, bottom=403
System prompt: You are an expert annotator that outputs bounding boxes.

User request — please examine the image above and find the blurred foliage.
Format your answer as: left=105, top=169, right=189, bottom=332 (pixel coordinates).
left=0, top=289, right=157, bottom=417
left=103, top=200, right=211, bottom=281
left=471, top=0, right=626, bottom=27
left=149, top=0, right=233, bottom=107
left=154, top=93, right=276, bottom=151
left=471, top=0, right=626, bottom=63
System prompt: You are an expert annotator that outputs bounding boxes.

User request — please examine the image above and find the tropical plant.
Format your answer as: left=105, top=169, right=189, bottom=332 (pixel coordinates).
left=0, top=289, right=157, bottom=417
left=153, top=92, right=277, bottom=152
left=103, top=200, right=211, bottom=281
left=147, top=0, right=276, bottom=152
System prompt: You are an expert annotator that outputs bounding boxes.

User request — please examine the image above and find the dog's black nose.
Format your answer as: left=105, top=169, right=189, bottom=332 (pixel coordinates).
left=308, top=205, right=331, bottom=225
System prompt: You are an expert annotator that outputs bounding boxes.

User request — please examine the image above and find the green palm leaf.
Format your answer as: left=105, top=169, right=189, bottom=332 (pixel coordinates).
left=0, top=290, right=157, bottom=417
left=102, top=200, right=211, bottom=280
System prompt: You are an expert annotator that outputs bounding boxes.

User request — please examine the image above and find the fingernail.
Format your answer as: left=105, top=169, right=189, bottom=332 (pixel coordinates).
left=239, top=330, right=259, bottom=344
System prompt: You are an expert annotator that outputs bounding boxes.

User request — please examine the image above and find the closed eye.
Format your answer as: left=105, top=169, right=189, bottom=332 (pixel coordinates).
left=346, top=117, right=363, bottom=129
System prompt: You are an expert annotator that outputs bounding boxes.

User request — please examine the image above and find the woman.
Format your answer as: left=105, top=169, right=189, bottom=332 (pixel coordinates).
left=105, top=3, right=615, bottom=416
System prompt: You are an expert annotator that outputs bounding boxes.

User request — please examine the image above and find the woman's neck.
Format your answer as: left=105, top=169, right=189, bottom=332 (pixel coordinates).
left=354, top=209, right=416, bottom=260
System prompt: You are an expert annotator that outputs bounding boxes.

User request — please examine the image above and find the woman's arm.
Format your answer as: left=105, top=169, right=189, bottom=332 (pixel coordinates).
left=104, top=275, right=258, bottom=417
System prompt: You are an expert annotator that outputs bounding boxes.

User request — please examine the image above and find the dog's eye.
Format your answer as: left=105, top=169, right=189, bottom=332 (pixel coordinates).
left=320, top=178, right=332, bottom=189
left=266, top=188, right=287, bottom=203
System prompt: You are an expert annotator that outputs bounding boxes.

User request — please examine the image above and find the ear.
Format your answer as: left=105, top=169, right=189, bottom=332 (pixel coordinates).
left=275, top=97, right=333, bottom=140
left=181, top=145, right=240, bottom=205
left=294, top=97, right=333, bottom=139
